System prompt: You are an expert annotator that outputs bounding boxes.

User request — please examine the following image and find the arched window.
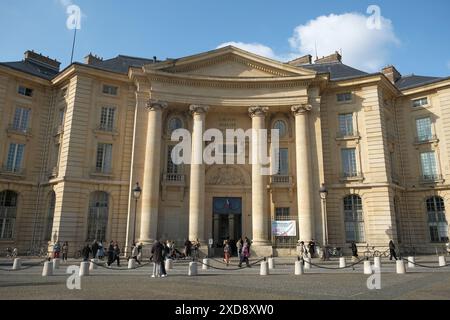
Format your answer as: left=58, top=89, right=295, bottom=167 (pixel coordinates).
left=426, top=196, right=448, bottom=242
left=273, top=120, right=287, bottom=138
left=168, top=117, right=183, bottom=134
left=0, top=190, right=18, bottom=239
left=87, top=192, right=109, bottom=242
left=44, top=192, right=56, bottom=241
left=344, top=195, right=365, bottom=243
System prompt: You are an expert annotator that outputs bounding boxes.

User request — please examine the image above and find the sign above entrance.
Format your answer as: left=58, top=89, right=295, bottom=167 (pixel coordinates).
left=213, top=197, right=242, bottom=215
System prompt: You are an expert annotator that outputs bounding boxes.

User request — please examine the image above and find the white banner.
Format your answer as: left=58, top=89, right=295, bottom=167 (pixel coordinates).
left=272, top=220, right=297, bottom=237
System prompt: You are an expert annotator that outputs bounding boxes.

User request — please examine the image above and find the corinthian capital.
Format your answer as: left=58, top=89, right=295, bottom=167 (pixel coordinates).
left=291, top=104, right=312, bottom=115
left=147, top=99, right=168, bottom=111
left=189, top=105, right=210, bottom=115
left=248, top=106, right=269, bottom=117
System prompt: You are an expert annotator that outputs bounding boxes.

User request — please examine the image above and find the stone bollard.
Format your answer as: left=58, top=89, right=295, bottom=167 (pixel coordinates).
left=363, top=260, right=372, bottom=275
left=188, top=262, right=197, bottom=276
left=12, top=258, right=21, bottom=270
left=128, top=258, right=136, bottom=269
left=42, top=261, right=53, bottom=276
left=439, top=256, right=446, bottom=267
left=407, top=256, right=415, bottom=268
left=294, top=260, right=304, bottom=275
left=304, top=257, right=311, bottom=270
left=79, top=261, right=90, bottom=277
left=268, top=257, right=275, bottom=269
left=373, top=257, right=381, bottom=270
left=165, top=259, right=173, bottom=270
left=89, top=259, right=98, bottom=271
left=202, top=258, right=209, bottom=270
left=339, top=257, right=346, bottom=268
left=52, top=258, right=61, bottom=270
left=396, top=260, right=406, bottom=274
left=260, top=261, right=269, bottom=276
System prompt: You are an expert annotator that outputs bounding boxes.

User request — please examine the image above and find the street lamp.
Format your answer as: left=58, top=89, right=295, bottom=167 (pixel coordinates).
left=132, top=182, right=142, bottom=244
left=319, top=184, right=329, bottom=259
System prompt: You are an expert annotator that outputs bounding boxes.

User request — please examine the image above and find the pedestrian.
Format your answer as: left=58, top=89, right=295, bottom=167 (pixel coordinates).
left=91, top=240, right=99, bottom=259
left=389, top=240, right=398, bottom=260
left=131, top=242, right=141, bottom=265
left=238, top=241, right=251, bottom=268
left=350, top=241, right=358, bottom=258
left=236, top=238, right=243, bottom=260
left=308, top=240, right=316, bottom=258
left=297, top=241, right=308, bottom=263
left=151, top=240, right=165, bottom=278
left=223, top=240, right=231, bottom=266
left=192, top=239, right=201, bottom=260
left=107, top=241, right=114, bottom=266
left=97, top=241, right=105, bottom=260
left=184, top=239, right=192, bottom=258
left=82, top=243, right=91, bottom=262
left=137, top=242, right=143, bottom=261
left=113, top=242, right=121, bottom=267
left=62, top=241, right=69, bottom=262
left=53, top=241, right=61, bottom=259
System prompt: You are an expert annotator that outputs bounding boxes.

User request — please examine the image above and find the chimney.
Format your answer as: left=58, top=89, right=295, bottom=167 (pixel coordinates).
left=287, top=54, right=312, bottom=66
left=24, top=50, right=61, bottom=72
left=314, top=51, right=342, bottom=64
left=381, top=65, right=402, bottom=84
left=84, top=53, right=103, bottom=65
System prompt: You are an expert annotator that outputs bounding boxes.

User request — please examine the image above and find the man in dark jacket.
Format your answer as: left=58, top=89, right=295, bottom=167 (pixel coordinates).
left=91, top=240, right=99, bottom=259
left=350, top=241, right=358, bottom=258
left=107, top=241, right=114, bottom=266
left=389, top=240, right=398, bottom=260
left=82, top=243, right=91, bottom=262
left=151, top=240, right=165, bottom=277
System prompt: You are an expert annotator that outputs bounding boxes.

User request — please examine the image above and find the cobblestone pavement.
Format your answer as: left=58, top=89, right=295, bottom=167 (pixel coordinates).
left=0, top=256, right=449, bottom=300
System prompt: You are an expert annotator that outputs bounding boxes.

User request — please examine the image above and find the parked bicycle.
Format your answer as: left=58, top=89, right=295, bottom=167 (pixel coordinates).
left=26, top=246, right=48, bottom=258
left=320, top=246, right=343, bottom=258
left=5, top=247, right=18, bottom=258
left=363, top=245, right=392, bottom=258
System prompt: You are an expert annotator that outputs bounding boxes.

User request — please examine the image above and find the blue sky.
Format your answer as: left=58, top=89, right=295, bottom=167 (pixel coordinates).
left=1, top=0, right=449, bottom=76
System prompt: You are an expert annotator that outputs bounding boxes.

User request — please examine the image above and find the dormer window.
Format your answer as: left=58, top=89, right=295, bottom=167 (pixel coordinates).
left=412, top=97, right=428, bottom=108
left=18, top=86, right=33, bottom=97
left=102, top=85, right=118, bottom=96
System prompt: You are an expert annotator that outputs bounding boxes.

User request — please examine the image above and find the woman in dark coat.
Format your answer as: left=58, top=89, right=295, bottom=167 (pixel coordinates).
left=107, top=241, right=114, bottom=266
left=389, top=240, right=398, bottom=260
left=351, top=241, right=358, bottom=258
left=151, top=240, right=164, bottom=277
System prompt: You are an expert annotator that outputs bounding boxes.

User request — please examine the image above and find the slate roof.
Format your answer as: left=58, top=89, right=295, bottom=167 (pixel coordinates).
left=301, top=62, right=369, bottom=80
left=394, top=74, right=445, bottom=90
left=0, top=60, right=59, bottom=80
left=84, top=55, right=156, bottom=74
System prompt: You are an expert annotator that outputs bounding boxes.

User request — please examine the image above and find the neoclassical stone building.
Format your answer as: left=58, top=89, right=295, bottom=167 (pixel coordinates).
left=0, top=46, right=449, bottom=256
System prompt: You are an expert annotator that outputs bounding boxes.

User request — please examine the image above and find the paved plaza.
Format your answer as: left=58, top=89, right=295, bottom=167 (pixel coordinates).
left=0, top=256, right=449, bottom=300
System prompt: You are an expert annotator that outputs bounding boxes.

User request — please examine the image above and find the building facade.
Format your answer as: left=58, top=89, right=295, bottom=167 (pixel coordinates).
left=0, top=47, right=449, bottom=256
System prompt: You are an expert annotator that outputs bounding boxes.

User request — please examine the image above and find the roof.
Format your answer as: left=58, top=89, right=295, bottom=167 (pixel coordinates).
left=395, top=74, right=445, bottom=90
left=300, top=62, right=369, bottom=80
left=85, top=55, right=156, bottom=74
left=0, top=60, right=59, bottom=80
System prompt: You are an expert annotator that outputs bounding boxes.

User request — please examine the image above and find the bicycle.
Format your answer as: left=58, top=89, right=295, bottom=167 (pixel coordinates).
left=5, top=247, right=18, bottom=259
left=26, top=246, right=48, bottom=258
left=363, top=245, right=382, bottom=259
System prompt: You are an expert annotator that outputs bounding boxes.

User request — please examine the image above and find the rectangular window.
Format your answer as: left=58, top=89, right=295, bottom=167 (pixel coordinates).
left=6, top=143, right=25, bottom=173
left=416, top=117, right=432, bottom=141
left=59, top=109, right=66, bottom=126
left=96, top=143, right=112, bottom=173
left=18, top=86, right=33, bottom=97
left=100, top=107, right=116, bottom=131
left=275, top=207, right=290, bottom=218
left=338, top=113, right=354, bottom=136
left=167, top=145, right=179, bottom=174
left=341, top=148, right=357, bottom=177
left=102, top=85, right=118, bottom=96
left=412, top=97, right=428, bottom=108
left=337, top=92, right=352, bottom=102
left=276, top=148, right=289, bottom=175
left=420, top=152, right=438, bottom=180
left=12, top=107, right=30, bottom=132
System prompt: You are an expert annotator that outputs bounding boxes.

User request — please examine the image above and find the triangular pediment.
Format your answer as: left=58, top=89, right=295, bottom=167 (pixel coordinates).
left=147, top=46, right=316, bottom=78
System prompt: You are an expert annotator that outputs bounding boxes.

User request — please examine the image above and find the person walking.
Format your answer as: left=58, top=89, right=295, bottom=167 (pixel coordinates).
left=113, top=242, right=121, bottom=267
left=350, top=241, right=358, bottom=258
left=107, top=241, right=115, bottom=266
left=223, top=240, right=231, bottom=266
left=82, top=243, right=91, bottom=262
left=297, top=241, right=308, bottom=262
left=53, top=241, right=61, bottom=259
left=97, top=241, right=105, bottom=260
left=236, top=238, right=243, bottom=260
left=137, top=243, right=143, bottom=261
left=91, top=240, right=99, bottom=260
left=308, top=240, right=316, bottom=258
left=238, top=241, right=251, bottom=268
left=151, top=240, right=164, bottom=278
left=184, top=239, right=192, bottom=259
left=131, top=242, right=141, bottom=265
left=389, top=240, right=398, bottom=260
left=62, top=241, right=69, bottom=262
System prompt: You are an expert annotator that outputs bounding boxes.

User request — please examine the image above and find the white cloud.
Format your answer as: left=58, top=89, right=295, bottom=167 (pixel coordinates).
left=217, top=12, right=400, bottom=72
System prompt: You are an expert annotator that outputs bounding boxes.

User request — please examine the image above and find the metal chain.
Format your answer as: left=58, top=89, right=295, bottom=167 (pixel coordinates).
left=304, top=258, right=366, bottom=270
left=0, top=258, right=48, bottom=272
left=401, top=257, right=450, bottom=269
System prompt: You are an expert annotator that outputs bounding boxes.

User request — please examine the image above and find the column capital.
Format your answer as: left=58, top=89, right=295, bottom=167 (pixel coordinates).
left=189, top=104, right=210, bottom=115
left=147, top=99, right=168, bottom=111
left=291, top=104, right=312, bottom=115
left=248, top=106, right=269, bottom=117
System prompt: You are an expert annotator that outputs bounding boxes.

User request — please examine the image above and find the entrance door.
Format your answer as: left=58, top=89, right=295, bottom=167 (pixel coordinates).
left=212, top=197, right=242, bottom=248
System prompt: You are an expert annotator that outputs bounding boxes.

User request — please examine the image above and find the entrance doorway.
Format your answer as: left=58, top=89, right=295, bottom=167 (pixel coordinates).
left=212, top=197, right=242, bottom=252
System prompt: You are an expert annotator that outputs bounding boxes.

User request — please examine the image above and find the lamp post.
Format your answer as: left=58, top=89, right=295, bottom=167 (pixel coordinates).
left=132, top=182, right=142, bottom=244
left=319, top=184, right=329, bottom=259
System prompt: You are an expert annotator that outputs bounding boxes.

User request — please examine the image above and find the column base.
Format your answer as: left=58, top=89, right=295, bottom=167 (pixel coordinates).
left=250, top=244, right=273, bottom=258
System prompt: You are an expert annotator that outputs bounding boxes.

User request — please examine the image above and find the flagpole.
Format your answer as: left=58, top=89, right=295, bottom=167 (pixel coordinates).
left=70, top=27, right=77, bottom=64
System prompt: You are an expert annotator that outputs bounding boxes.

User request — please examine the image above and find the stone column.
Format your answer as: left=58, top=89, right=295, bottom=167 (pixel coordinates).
left=139, top=99, right=167, bottom=244
left=292, top=104, right=314, bottom=242
left=188, top=105, right=209, bottom=242
left=248, top=106, right=270, bottom=247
